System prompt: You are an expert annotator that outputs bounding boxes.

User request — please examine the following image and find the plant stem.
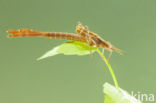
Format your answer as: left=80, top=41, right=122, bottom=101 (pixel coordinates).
left=97, top=49, right=119, bottom=89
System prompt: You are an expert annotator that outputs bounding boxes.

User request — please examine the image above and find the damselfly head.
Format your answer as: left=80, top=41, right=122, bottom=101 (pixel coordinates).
left=76, top=22, right=84, bottom=33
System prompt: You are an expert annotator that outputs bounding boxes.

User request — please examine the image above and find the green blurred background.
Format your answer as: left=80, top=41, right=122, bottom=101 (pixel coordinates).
left=0, top=0, right=156, bottom=103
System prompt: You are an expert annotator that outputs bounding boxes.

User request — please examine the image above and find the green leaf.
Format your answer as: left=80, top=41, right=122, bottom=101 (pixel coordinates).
left=37, top=41, right=97, bottom=60
left=103, top=83, right=142, bottom=103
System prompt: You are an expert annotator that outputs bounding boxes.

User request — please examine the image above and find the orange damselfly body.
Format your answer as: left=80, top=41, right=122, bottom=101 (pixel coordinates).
left=7, top=22, right=122, bottom=60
